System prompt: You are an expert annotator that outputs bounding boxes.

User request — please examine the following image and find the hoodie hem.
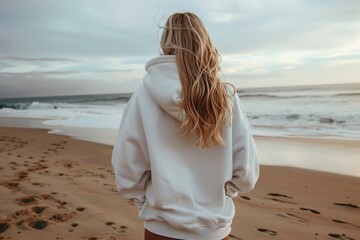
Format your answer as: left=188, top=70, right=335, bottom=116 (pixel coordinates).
left=143, top=220, right=231, bottom=240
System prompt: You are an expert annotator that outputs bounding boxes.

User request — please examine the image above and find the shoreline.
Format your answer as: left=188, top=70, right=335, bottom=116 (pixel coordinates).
left=1, top=116, right=360, bottom=144
left=0, top=127, right=358, bottom=239
left=1, top=116, right=359, bottom=177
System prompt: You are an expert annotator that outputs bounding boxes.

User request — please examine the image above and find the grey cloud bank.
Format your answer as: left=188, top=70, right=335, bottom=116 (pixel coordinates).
left=0, top=0, right=360, bottom=98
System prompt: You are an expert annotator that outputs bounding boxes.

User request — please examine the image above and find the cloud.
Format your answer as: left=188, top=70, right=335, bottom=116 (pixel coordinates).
left=0, top=56, right=82, bottom=62
left=0, top=0, right=360, bottom=97
left=0, top=71, right=141, bottom=98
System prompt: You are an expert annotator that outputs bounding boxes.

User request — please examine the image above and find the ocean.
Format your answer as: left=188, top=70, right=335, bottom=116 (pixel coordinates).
left=0, top=83, right=359, bottom=141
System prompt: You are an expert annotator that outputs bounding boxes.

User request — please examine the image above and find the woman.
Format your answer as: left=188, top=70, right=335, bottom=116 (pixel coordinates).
left=111, top=12, right=259, bottom=240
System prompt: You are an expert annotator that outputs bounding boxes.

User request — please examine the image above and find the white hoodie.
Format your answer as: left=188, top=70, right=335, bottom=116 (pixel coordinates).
left=111, top=55, right=259, bottom=240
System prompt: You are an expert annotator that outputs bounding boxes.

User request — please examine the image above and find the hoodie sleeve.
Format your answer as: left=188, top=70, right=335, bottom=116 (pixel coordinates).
left=111, top=97, right=151, bottom=209
left=225, top=94, right=260, bottom=198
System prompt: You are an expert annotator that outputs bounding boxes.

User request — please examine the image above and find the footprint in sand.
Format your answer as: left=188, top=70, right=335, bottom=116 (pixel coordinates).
left=17, top=196, right=38, bottom=205
left=1, top=181, right=20, bottom=190
left=332, top=219, right=360, bottom=229
left=268, top=193, right=293, bottom=199
left=113, top=225, right=130, bottom=235
left=58, top=173, right=69, bottom=176
left=49, top=212, right=76, bottom=223
left=32, top=182, right=48, bottom=187
left=333, top=202, right=359, bottom=209
left=0, top=222, right=10, bottom=234
left=71, top=223, right=79, bottom=227
left=12, top=209, right=32, bottom=219
left=328, top=233, right=355, bottom=240
left=63, top=163, right=73, bottom=168
left=9, top=194, right=78, bottom=233
left=266, top=193, right=296, bottom=204
left=299, top=207, right=321, bottom=214
left=9, top=161, right=19, bottom=166
left=269, top=198, right=296, bottom=204
left=257, top=228, right=278, bottom=236
left=240, top=196, right=251, bottom=200
left=32, top=206, right=46, bottom=214
left=332, top=219, right=347, bottom=224
left=16, top=171, right=29, bottom=181
left=17, top=194, right=67, bottom=209
left=29, top=219, right=48, bottom=230
left=277, top=212, right=309, bottom=223
left=76, top=207, right=85, bottom=212
left=27, top=162, right=48, bottom=172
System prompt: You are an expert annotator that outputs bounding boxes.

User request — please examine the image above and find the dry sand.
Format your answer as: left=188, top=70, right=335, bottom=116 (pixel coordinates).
left=0, top=127, right=359, bottom=240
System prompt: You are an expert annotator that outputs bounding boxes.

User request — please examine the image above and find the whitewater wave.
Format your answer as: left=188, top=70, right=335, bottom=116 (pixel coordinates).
left=239, top=91, right=360, bottom=99
left=0, top=102, right=31, bottom=110
left=1, top=86, right=359, bottom=140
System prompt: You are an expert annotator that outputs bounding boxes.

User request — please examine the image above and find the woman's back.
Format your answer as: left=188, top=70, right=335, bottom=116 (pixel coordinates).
left=111, top=12, right=259, bottom=240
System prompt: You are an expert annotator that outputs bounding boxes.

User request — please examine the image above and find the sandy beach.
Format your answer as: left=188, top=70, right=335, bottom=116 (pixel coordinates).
left=0, top=127, right=359, bottom=240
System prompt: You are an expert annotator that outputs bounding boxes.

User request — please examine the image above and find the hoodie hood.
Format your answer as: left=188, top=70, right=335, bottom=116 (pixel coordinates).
left=143, top=55, right=185, bottom=121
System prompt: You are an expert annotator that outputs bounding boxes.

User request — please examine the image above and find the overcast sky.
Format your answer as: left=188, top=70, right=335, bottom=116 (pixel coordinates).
left=1, top=0, right=360, bottom=98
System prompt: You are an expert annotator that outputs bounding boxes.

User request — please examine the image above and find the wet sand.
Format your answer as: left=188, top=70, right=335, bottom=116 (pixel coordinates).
left=0, top=127, right=359, bottom=240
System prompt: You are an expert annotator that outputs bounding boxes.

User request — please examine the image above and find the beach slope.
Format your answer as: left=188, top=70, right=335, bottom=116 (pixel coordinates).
left=0, top=128, right=359, bottom=239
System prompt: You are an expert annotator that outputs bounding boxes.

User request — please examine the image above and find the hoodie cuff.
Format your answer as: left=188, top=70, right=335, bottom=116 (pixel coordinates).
left=133, top=198, right=146, bottom=209
left=224, top=182, right=239, bottom=198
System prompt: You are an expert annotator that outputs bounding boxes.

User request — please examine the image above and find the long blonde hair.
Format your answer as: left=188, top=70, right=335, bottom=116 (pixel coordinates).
left=160, top=12, right=236, bottom=148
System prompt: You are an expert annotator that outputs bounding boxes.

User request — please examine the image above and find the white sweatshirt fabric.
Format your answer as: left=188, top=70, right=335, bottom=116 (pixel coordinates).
left=111, top=54, right=259, bottom=240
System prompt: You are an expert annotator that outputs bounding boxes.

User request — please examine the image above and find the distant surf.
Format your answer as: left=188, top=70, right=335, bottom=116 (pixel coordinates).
left=0, top=83, right=359, bottom=140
